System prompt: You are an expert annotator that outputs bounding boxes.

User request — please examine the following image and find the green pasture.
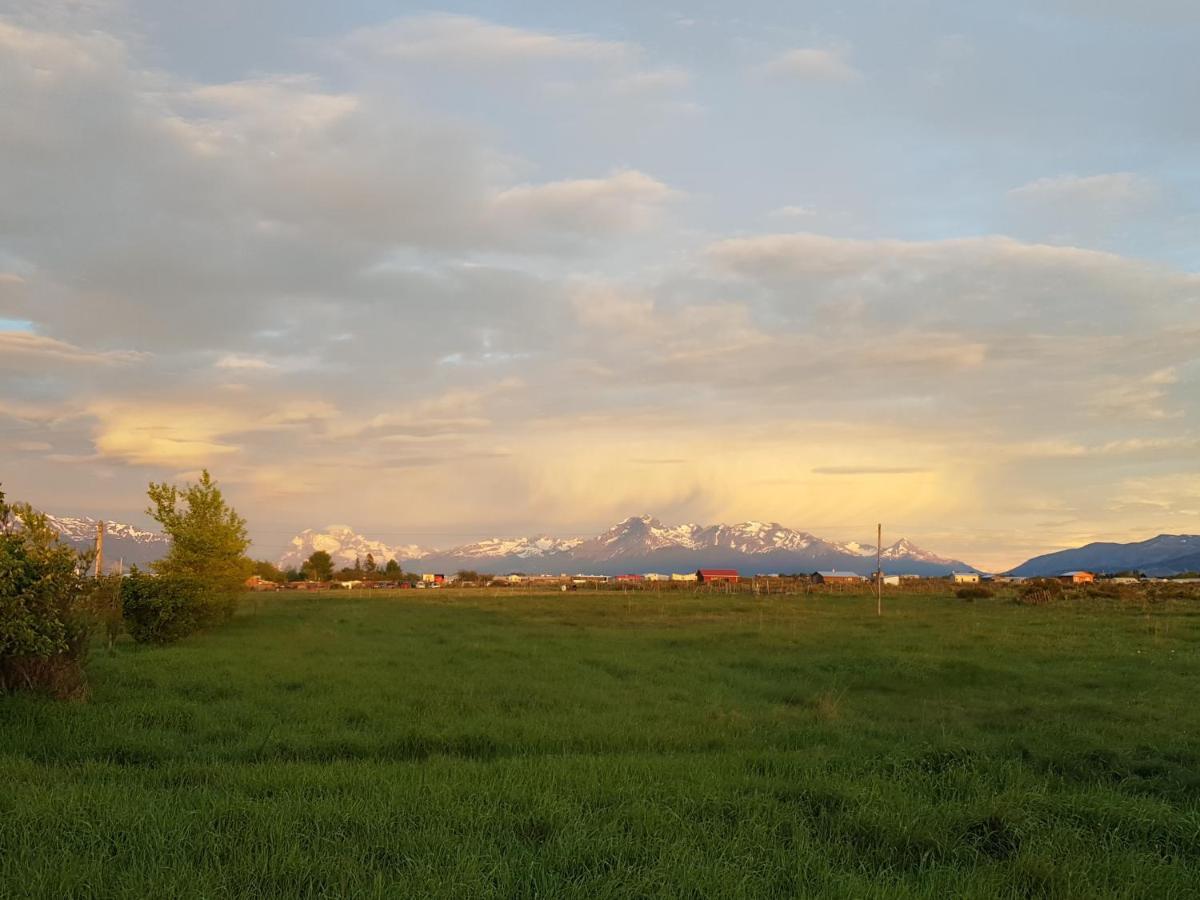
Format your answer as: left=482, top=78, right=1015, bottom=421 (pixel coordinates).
left=2, top=589, right=1198, bottom=898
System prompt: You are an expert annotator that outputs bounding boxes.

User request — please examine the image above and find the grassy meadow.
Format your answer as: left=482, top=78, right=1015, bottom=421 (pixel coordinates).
left=2, top=588, right=1199, bottom=898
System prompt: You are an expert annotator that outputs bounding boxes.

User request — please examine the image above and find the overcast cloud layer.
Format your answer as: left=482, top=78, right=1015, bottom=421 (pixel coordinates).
left=2, top=1, right=1198, bottom=570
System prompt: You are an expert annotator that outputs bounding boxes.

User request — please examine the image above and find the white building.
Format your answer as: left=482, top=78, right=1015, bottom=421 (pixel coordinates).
left=670, top=572, right=698, bottom=582
left=951, top=572, right=980, bottom=584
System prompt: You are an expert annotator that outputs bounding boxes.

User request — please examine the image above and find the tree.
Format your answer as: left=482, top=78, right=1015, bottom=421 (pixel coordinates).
left=0, top=486, right=91, bottom=697
left=147, top=470, right=250, bottom=591
left=456, top=569, right=481, bottom=585
left=302, top=550, right=333, bottom=581
left=251, top=560, right=285, bottom=583
left=364, top=553, right=377, bottom=579
left=383, top=559, right=401, bottom=578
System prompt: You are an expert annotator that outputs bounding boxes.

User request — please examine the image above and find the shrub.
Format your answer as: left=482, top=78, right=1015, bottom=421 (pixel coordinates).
left=956, top=586, right=993, bottom=600
left=85, top=574, right=125, bottom=652
left=1015, top=578, right=1063, bottom=606
left=0, top=491, right=91, bottom=699
left=121, top=572, right=233, bottom=644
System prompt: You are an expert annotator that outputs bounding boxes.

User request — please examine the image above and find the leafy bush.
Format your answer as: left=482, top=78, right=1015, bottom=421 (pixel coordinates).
left=1015, top=578, right=1063, bottom=606
left=0, top=490, right=91, bottom=698
left=956, top=586, right=993, bottom=600
left=120, top=572, right=233, bottom=644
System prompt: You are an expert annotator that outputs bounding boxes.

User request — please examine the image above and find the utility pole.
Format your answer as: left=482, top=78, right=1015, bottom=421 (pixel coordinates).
left=94, top=520, right=105, bottom=578
left=875, top=522, right=882, bottom=617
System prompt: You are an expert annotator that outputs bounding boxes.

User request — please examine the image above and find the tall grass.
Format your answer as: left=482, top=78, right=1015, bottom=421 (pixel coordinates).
left=2, top=590, right=1198, bottom=897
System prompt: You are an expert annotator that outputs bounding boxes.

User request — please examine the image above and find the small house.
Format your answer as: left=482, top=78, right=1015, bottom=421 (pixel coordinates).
left=812, top=570, right=866, bottom=585
left=697, top=568, right=739, bottom=584
left=1058, top=571, right=1095, bottom=585
left=951, top=572, right=980, bottom=584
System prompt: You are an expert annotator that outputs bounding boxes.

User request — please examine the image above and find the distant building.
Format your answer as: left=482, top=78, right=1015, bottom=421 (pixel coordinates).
left=420, top=573, right=446, bottom=585
left=670, top=572, right=698, bottom=582
left=244, top=575, right=279, bottom=591
left=1058, top=571, right=1095, bottom=584
left=951, top=572, right=980, bottom=584
left=643, top=573, right=668, bottom=581
left=615, top=573, right=645, bottom=583
left=697, top=568, right=739, bottom=584
left=881, top=574, right=901, bottom=586
left=812, top=570, right=866, bottom=584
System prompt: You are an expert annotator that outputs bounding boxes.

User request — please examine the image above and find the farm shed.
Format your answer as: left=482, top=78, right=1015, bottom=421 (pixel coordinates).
left=812, top=571, right=866, bottom=585
left=697, top=568, right=740, bottom=584
left=1058, top=571, right=1095, bottom=584
left=951, top=572, right=980, bottom=584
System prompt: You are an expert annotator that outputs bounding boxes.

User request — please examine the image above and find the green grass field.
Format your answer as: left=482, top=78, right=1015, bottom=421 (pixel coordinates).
left=3, top=589, right=1199, bottom=898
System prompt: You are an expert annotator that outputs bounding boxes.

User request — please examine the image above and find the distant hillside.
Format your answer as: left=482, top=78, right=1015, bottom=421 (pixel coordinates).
left=1144, top=550, right=1200, bottom=577
left=1009, top=534, right=1200, bottom=577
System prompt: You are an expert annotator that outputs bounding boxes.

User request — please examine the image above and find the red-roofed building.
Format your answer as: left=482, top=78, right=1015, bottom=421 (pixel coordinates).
left=697, top=568, right=739, bottom=584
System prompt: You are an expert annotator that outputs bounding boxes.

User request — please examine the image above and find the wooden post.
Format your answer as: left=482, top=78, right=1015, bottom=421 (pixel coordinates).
left=94, top=520, right=105, bottom=577
left=876, top=522, right=882, bottom=617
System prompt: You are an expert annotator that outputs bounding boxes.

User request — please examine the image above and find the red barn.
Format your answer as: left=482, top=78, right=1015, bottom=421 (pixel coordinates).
left=697, top=568, right=739, bottom=584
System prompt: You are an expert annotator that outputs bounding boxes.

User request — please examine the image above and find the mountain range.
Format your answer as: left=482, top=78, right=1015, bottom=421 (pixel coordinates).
left=277, top=516, right=973, bottom=576
left=1008, top=534, right=1200, bottom=578
left=41, top=514, right=170, bottom=571
left=37, top=509, right=1200, bottom=579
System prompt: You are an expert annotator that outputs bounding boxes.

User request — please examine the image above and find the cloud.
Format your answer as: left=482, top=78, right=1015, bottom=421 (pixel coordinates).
left=337, top=14, right=633, bottom=67
left=762, top=47, right=861, bottom=82
left=1089, top=367, right=1180, bottom=420
left=89, top=404, right=247, bottom=467
left=610, top=67, right=691, bottom=96
left=0, top=331, right=146, bottom=367
left=214, top=354, right=276, bottom=371
left=1008, top=172, right=1157, bottom=206
left=812, top=466, right=931, bottom=475
left=769, top=205, right=815, bottom=218
left=1005, top=173, right=1163, bottom=246
left=490, top=170, right=678, bottom=242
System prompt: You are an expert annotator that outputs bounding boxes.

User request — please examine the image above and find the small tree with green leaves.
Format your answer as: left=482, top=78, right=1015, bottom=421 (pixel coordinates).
left=0, top=486, right=91, bottom=697
left=142, top=469, right=250, bottom=629
left=302, top=550, right=333, bottom=581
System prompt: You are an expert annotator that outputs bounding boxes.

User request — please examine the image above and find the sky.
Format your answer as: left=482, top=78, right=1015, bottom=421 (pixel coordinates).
left=1, top=0, right=1198, bottom=571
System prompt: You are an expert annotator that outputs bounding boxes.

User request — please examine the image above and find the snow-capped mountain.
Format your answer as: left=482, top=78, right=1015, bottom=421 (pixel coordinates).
left=278, top=526, right=430, bottom=572
left=277, top=515, right=976, bottom=576
left=40, top=513, right=169, bottom=570
left=446, top=536, right=584, bottom=560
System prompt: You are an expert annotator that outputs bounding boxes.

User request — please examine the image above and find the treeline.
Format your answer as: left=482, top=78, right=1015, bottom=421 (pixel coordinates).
left=250, top=551, right=417, bottom=585
left=1, top=471, right=250, bottom=698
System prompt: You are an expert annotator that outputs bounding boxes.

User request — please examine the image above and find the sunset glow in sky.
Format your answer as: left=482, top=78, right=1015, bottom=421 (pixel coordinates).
left=2, top=1, right=1198, bottom=570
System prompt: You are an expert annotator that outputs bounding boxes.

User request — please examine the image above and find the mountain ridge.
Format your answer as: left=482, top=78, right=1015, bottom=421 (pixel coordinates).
left=1009, top=533, right=1200, bottom=577
left=277, top=515, right=976, bottom=576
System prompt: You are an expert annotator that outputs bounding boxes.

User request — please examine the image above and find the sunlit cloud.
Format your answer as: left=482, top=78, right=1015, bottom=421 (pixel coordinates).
left=1, top=5, right=1198, bottom=573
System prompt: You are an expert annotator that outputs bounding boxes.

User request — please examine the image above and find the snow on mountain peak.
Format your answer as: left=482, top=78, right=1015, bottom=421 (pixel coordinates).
left=273, top=517, right=974, bottom=573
